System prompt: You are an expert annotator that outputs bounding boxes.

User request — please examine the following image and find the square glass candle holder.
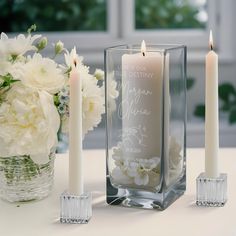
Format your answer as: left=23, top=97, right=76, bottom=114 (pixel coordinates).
left=60, top=191, right=92, bottom=224
left=105, top=44, right=187, bottom=210
left=196, top=173, right=227, bottom=207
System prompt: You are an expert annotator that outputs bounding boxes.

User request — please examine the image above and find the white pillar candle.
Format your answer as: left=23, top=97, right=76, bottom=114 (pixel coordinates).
left=69, top=64, right=83, bottom=195
left=121, top=41, right=168, bottom=161
left=205, top=30, right=219, bottom=178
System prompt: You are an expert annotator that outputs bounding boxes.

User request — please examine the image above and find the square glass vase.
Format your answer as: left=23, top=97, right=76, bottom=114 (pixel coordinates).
left=105, top=44, right=187, bottom=210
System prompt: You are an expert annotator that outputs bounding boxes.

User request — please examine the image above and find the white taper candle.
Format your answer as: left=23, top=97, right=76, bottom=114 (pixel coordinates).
left=205, top=30, right=219, bottom=178
left=69, top=63, right=83, bottom=195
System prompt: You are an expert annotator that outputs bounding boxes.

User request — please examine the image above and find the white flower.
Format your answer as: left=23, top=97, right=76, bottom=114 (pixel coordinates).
left=0, top=32, right=41, bottom=57
left=82, top=74, right=105, bottom=137
left=139, top=157, right=160, bottom=170
left=112, top=143, right=127, bottom=169
left=20, top=53, right=65, bottom=94
left=127, top=161, right=149, bottom=186
left=127, top=157, right=160, bottom=186
left=111, top=142, right=161, bottom=186
left=106, top=72, right=119, bottom=112
left=0, top=83, right=60, bottom=164
left=64, top=47, right=84, bottom=69
left=60, top=47, right=105, bottom=136
left=0, top=60, right=11, bottom=76
left=111, top=167, right=133, bottom=185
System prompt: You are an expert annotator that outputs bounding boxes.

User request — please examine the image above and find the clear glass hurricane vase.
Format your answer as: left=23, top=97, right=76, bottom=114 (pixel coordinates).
left=105, top=44, right=187, bottom=210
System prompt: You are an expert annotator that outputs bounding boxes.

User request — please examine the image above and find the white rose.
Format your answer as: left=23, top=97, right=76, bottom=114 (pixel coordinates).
left=20, top=53, right=65, bottom=94
left=0, top=83, right=60, bottom=164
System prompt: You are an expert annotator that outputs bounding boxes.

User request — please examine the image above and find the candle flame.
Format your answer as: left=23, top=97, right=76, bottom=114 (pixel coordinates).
left=209, top=30, right=213, bottom=50
left=141, top=40, right=146, bottom=56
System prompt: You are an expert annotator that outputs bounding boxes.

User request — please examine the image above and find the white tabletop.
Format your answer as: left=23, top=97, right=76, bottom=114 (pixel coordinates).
left=0, top=148, right=235, bottom=236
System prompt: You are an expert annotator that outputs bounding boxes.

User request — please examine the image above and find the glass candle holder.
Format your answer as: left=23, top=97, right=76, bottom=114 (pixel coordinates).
left=196, top=172, right=227, bottom=207
left=60, top=191, right=92, bottom=224
left=105, top=44, right=187, bottom=210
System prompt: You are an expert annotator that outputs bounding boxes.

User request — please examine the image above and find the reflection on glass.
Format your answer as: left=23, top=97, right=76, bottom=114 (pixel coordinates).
left=0, top=0, right=107, bottom=32
left=135, top=0, right=207, bottom=29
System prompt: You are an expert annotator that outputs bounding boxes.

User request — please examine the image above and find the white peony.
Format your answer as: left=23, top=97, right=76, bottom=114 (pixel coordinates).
left=20, top=53, right=65, bottom=94
left=0, top=83, right=60, bottom=164
left=0, top=32, right=41, bottom=57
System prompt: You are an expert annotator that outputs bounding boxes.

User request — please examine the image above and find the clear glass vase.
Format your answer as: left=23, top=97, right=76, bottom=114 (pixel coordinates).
left=105, top=44, right=187, bottom=210
left=0, top=152, right=55, bottom=203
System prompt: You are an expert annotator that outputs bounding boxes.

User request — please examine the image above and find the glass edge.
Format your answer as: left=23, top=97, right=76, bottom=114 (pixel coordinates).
left=105, top=44, right=187, bottom=53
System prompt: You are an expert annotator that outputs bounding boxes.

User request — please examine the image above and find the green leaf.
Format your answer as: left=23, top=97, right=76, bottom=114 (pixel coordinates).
left=194, top=104, right=205, bottom=118
left=53, top=94, right=60, bottom=106
left=0, top=73, right=19, bottom=89
left=186, top=78, right=195, bottom=90
left=229, top=109, right=236, bottom=124
left=218, top=83, right=236, bottom=102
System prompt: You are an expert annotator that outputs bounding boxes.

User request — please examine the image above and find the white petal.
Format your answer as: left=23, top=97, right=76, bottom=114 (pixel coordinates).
left=1, top=32, right=8, bottom=41
left=112, top=167, right=133, bottom=185
left=134, top=173, right=149, bottom=186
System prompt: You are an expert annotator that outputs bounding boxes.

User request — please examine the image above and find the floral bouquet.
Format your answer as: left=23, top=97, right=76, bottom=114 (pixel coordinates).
left=0, top=25, right=107, bottom=202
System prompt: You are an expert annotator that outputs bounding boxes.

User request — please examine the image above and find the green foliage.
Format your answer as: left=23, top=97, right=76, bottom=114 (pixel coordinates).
left=219, top=83, right=236, bottom=124
left=194, top=104, right=205, bottom=118
left=0, top=73, right=19, bottom=104
left=53, top=94, right=60, bottom=107
left=0, top=0, right=206, bottom=32
left=219, top=83, right=236, bottom=103
left=0, top=0, right=106, bottom=32
left=229, top=109, right=236, bottom=124
left=186, top=77, right=195, bottom=90
left=194, top=82, right=236, bottom=124
left=0, top=73, right=19, bottom=89
left=135, top=0, right=206, bottom=29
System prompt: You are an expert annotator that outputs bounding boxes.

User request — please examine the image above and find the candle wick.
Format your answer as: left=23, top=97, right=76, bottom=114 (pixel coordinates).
left=142, top=52, right=145, bottom=57
left=210, top=45, right=213, bottom=51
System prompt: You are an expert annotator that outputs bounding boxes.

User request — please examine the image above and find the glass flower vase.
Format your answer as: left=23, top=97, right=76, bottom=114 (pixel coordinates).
left=105, top=44, right=187, bottom=210
left=0, top=152, right=55, bottom=203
